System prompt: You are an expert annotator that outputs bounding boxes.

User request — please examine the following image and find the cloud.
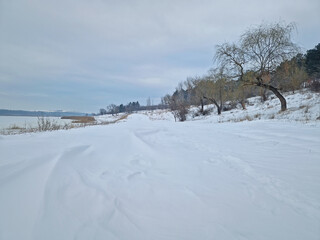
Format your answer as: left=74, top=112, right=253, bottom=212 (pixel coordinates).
left=0, top=0, right=319, bottom=111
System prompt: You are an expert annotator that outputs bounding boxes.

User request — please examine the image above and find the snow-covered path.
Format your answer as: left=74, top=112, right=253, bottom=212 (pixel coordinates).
left=0, top=114, right=319, bottom=240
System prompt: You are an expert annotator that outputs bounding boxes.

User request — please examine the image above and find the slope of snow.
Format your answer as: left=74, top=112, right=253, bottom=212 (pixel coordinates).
left=138, top=90, right=320, bottom=124
left=189, top=90, right=320, bottom=124
left=0, top=111, right=319, bottom=240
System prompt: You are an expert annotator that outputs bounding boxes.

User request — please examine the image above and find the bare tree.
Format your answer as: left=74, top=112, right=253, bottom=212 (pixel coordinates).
left=215, top=22, right=299, bottom=111
left=165, top=89, right=189, bottom=122
left=215, top=43, right=248, bottom=109
left=201, top=68, right=229, bottom=115
left=99, top=108, right=107, bottom=115
left=107, top=104, right=118, bottom=115
left=215, top=43, right=246, bottom=80
left=189, top=76, right=207, bottom=113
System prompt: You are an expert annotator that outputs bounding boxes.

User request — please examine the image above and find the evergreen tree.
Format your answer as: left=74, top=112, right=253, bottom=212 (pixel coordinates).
left=119, top=104, right=125, bottom=113
left=305, top=43, right=320, bottom=79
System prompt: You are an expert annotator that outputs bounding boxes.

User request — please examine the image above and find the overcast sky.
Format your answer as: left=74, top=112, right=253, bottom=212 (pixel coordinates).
left=0, top=0, right=319, bottom=112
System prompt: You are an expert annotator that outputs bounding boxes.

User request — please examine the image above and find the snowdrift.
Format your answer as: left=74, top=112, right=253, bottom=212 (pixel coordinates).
left=0, top=91, right=320, bottom=240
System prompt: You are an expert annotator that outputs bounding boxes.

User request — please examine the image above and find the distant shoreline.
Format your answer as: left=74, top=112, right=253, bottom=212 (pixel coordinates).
left=0, top=109, right=88, bottom=117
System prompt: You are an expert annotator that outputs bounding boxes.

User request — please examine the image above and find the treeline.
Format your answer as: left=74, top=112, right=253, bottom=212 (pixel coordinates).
left=98, top=101, right=167, bottom=115
left=162, top=22, right=320, bottom=121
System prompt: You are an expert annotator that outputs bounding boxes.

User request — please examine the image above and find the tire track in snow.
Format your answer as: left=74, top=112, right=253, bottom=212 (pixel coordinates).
left=221, top=154, right=320, bottom=221
left=223, top=127, right=320, bottom=154
left=0, top=153, right=56, bottom=186
left=34, top=144, right=122, bottom=239
left=37, top=140, right=151, bottom=239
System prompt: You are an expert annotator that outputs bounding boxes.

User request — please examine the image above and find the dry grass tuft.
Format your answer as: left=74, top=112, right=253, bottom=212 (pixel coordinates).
left=8, top=124, right=24, bottom=130
left=240, top=115, right=253, bottom=122
left=254, top=113, right=261, bottom=119
left=61, top=116, right=96, bottom=124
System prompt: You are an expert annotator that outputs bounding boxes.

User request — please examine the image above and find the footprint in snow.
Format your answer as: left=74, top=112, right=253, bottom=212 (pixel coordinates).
left=130, top=155, right=151, bottom=168
left=126, top=171, right=144, bottom=181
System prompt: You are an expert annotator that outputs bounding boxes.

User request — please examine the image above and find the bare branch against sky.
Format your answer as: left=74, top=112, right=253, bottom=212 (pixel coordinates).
left=0, top=0, right=319, bottom=112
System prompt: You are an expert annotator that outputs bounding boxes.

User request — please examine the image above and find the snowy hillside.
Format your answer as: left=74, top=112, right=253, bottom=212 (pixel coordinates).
left=0, top=91, right=320, bottom=240
left=200, top=90, right=320, bottom=123
left=139, top=90, right=320, bottom=124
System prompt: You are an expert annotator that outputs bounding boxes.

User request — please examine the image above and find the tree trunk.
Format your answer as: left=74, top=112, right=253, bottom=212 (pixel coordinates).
left=260, top=88, right=267, bottom=102
left=204, top=96, right=221, bottom=115
left=200, top=98, right=204, bottom=113
left=217, top=105, right=221, bottom=115
left=241, top=88, right=246, bottom=110
left=256, top=82, right=287, bottom=111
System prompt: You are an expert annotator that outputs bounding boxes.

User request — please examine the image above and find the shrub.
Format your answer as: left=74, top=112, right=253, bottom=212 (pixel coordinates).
left=193, top=108, right=212, bottom=117
left=37, top=117, right=61, bottom=131
left=172, top=105, right=188, bottom=122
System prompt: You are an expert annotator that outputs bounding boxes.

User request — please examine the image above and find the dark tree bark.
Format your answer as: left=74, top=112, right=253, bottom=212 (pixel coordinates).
left=255, top=78, right=287, bottom=111
left=203, top=96, right=222, bottom=115
left=200, top=98, right=204, bottom=113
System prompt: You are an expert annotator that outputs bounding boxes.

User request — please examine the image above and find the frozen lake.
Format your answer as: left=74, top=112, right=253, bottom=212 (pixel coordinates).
left=0, top=116, right=73, bottom=129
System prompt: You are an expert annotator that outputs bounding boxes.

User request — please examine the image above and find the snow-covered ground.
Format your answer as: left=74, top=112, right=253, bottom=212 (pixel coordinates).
left=202, top=90, right=320, bottom=123
left=0, top=91, right=320, bottom=240
left=141, top=89, right=320, bottom=124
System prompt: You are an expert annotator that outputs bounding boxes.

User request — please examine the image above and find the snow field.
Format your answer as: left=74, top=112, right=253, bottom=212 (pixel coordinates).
left=0, top=112, right=320, bottom=240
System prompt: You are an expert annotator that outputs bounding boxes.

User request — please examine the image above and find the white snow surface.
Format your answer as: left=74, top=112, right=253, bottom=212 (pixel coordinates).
left=191, top=90, right=319, bottom=123
left=1, top=92, right=320, bottom=240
